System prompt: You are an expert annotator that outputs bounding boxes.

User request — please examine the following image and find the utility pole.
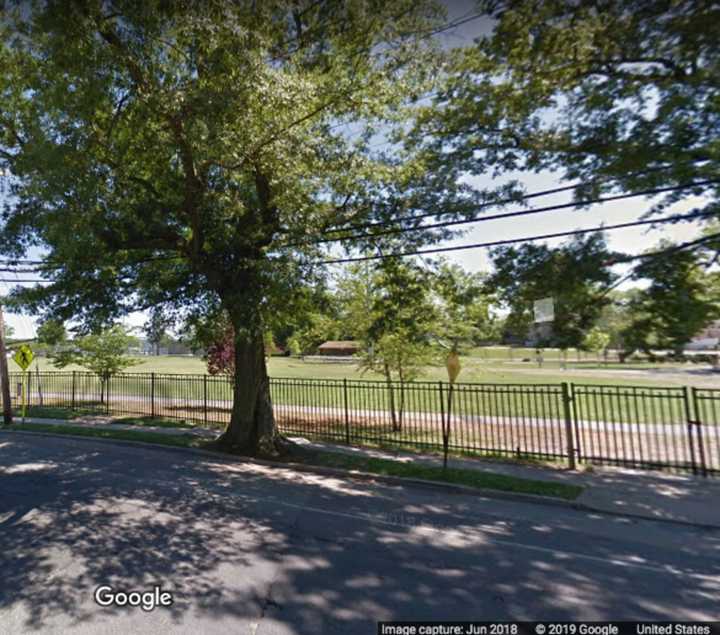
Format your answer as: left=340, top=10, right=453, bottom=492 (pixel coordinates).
left=0, top=303, right=13, bottom=424
left=0, top=169, right=12, bottom=424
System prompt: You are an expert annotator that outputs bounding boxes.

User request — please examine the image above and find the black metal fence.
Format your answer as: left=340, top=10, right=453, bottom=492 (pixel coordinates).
left=7, top=371, right=720, bottom=476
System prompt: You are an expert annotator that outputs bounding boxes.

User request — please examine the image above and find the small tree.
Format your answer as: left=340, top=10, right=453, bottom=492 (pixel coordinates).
left=205, top=324, right=236, bottom=380
left=583, top=327, right=611, bottom=363
left=36, top=319, right=66, bottom=353
left=144, top=310, right=173, bottom=356
left=358, top=261, right=437, bottom=431
left=431, top=261, right=495, bottom=353
left=359, top=330, right=434, bottom=431
left=52, top=325, right=139, bottom=403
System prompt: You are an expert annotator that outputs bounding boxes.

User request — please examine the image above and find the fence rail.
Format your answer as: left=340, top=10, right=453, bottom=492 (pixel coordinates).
left=7, top=371, right=720, bottom=476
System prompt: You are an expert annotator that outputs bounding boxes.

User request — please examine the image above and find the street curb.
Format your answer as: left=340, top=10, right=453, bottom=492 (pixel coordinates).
left=0, top=427, right=581, bottom=508
left=2, top=427, right=718, bottom=531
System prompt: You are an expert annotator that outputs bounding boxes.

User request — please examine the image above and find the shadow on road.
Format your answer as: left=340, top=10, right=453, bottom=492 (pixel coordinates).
left=0, top=434, right=718, bottom=633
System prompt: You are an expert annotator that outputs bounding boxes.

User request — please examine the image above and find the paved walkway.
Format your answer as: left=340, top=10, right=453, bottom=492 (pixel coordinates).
left=291, top=438, right=720, bottom=528
left=11, top=415, right=720, bottom=529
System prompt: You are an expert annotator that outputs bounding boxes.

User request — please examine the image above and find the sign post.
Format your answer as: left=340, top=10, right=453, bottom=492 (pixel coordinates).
left=442, top=351, right=462, bottom=470
left=12, top=344, right=34, bottom=423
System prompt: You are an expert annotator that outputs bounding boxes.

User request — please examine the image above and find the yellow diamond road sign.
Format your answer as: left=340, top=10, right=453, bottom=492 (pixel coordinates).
left=13, top=344, right=34, bottom=371
left=446, top=351, right=461, bottom=384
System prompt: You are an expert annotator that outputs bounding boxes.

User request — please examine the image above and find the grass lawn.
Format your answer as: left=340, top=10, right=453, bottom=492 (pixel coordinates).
left=1, top=422, right=582, bottom=500
left=14, top=406, right=206, bottom=431
left=3, top=422, right=207, bottom=448
left=112, top=415, right=200, bottom=429
left=287, top=450, right=583, bottom=500
left=26, top=353, right=714, bottom=388
left=16, top=404, right=106, bottom=420
left=14, top=354, right=718, bottom=430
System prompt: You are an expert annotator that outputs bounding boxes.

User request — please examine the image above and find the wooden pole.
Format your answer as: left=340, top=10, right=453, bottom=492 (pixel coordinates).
left=0, top=304, right=13, bottom=424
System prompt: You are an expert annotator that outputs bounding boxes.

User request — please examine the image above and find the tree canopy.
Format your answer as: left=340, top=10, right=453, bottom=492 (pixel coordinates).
left=0, top=1, right=477, bottom=454
left=621, top=243, right=720, bottom=357
left=2, top=2, right=717, bottom=453
left=487, top=233, right=618, bottom=349
left=415, top=0, right=719, bottom=240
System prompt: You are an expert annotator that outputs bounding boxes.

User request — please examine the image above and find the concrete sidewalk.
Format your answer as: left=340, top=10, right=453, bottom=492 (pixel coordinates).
left=10, top=415, right=720, bottom=529
left=290, top=438, right=720, bottom=529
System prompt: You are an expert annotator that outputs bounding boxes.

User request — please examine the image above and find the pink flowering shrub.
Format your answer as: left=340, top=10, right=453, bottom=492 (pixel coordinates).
left=205, top=326, right=235, bottom=379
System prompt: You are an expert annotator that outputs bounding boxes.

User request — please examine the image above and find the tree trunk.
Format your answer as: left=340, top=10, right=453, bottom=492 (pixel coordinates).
left=397, top=380, right=405, bottom=432
left=384, top=363, right=400, bottom=432
left=217, top=328, right=282, bottom=456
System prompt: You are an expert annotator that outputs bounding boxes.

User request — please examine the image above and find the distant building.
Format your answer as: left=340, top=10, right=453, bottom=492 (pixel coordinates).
left=136, top=337, right=198, bottom=356
left=687, top=320, right=720, bottom=351
left=317, top=340, right=360, bottom=356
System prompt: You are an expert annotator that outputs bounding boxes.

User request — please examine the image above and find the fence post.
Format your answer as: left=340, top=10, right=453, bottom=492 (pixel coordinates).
left=690, top=387, right=708, bottom=478
left=106, top=375, right=111, bottom=415
left=685, top=386, right=707, bottom=477
left=438, top=381, right=449, bottom=470
left=36, top=367, right=44, bottom=407
left=71, top=371, right=76, bottom=409
left=203, top=375, right=208, bottom=426
left=342, top=378, right=351, bottom=444
left=561, top=382, right=576, bottom=470
left=151, top=373, right=156, bottom=419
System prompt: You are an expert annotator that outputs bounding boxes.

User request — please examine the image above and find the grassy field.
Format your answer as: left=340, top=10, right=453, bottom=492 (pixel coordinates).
left=26, top=352, right=719, bottom=389
left=12, top=359, right=719, bottom=471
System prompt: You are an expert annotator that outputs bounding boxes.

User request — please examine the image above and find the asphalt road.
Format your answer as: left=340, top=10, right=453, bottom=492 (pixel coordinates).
left=1, top=433, right=719, bottom=634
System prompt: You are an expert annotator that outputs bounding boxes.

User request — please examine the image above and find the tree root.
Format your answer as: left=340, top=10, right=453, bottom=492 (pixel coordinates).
left=211, top=430, right=295, bottom=459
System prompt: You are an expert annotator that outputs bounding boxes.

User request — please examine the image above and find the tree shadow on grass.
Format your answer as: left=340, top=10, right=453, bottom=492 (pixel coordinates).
left=0, top=434, right=719, bottom=633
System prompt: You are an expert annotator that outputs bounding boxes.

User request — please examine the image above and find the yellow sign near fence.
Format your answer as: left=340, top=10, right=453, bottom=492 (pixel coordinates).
left=13, top=344, right=34, bottom=371
left=12, top=344, right=33, bottom=421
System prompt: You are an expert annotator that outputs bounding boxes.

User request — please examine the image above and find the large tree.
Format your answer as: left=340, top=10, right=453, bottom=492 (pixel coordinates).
left=487, top=233, right=618, bottom=349
left=621, top=243, right=720, bottom=358
left=0, top=1, right=481, bottom=455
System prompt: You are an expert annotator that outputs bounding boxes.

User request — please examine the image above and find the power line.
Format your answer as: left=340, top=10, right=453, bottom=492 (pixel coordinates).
left=318, top=208, right=717, bottom=265
left=2, top=175, right=715, bottom=271
left=0, top=278, right=50, bottom=284
left=0, top=259, right=46, bottom=265
left=313, top=159, right=715, bottom=237
left=608, top=231, right=720, bottom=265
left=0, top=267, right=48, bottom=273
left=0, top=253, right=181, bottom=271
left=287, top=179, right=720, bottom=248
left=598, top=232, right=720, bottom=298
